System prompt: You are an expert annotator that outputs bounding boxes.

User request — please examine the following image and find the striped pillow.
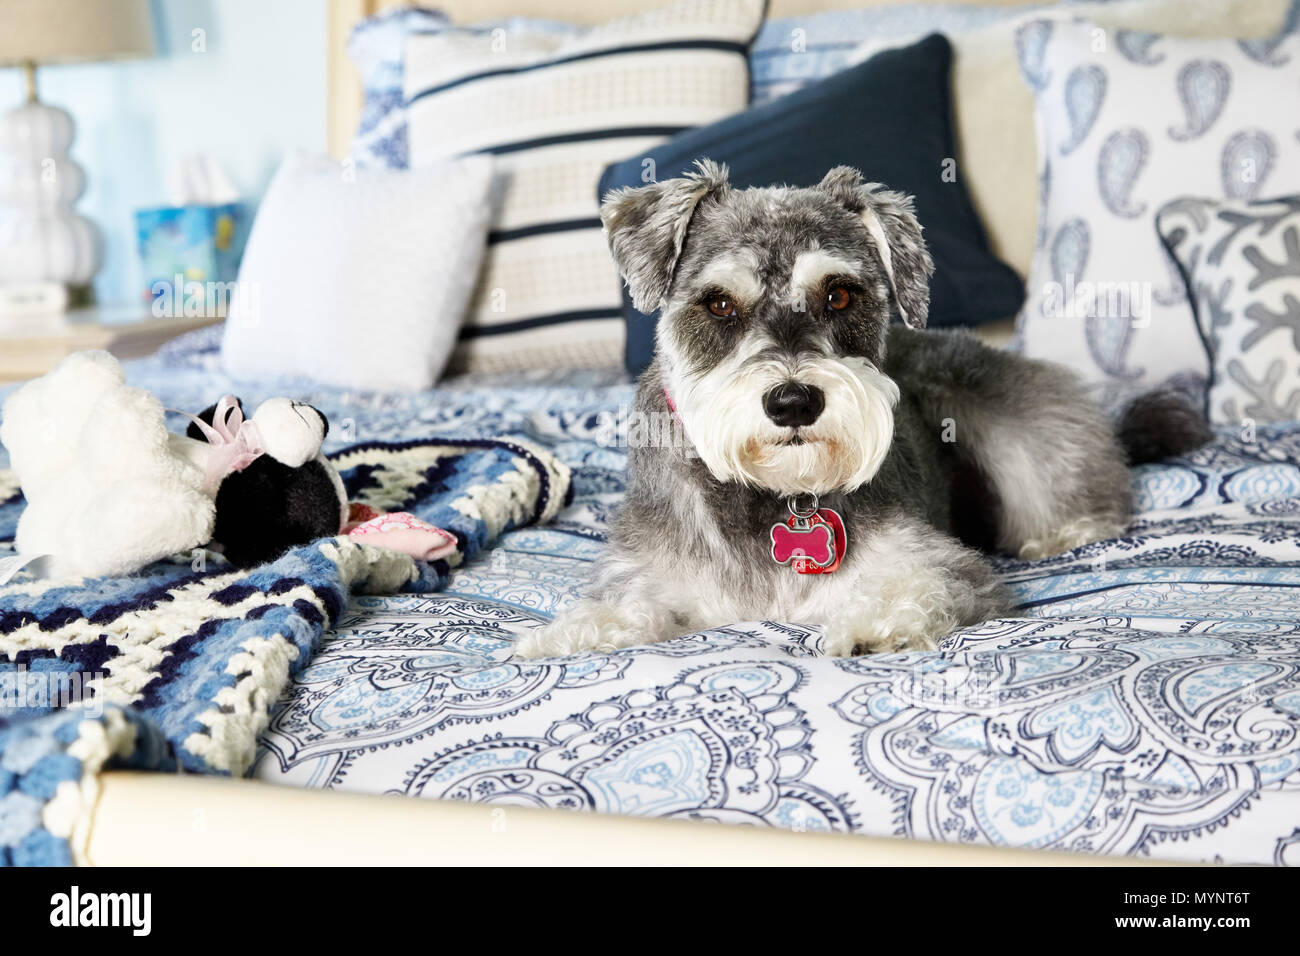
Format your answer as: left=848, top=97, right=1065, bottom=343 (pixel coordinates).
left=404, top=0, right=765, bottom=374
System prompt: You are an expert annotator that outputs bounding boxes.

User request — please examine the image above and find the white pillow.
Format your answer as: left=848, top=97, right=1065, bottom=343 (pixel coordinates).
left=1014, top=20, right=1300, bottom=409
left=221, top=152, right=494, bottom=391
left=404, top=0, right=765, bottom=374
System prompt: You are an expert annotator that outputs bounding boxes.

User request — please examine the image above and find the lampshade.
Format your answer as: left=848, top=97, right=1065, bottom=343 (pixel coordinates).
left=0, top=0, right=154, bottom=66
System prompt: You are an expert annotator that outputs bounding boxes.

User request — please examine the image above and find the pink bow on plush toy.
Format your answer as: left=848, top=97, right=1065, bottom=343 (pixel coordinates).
left=176, top=395, right=265, bottom=495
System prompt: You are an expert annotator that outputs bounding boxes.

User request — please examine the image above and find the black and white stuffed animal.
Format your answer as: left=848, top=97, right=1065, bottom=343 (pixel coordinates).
left=1, top=352, right=353, bottom=578
left=188, top=397, right=348, bottom=568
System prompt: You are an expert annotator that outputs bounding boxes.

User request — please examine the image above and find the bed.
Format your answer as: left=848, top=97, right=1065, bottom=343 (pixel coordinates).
left=4, top=0, right=1299, bottom=868
left=76, top=327, right=1300, bottom=865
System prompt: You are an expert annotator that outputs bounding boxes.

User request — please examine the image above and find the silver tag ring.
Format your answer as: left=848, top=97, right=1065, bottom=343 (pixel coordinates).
left=787, top=493, right=820, bottom=519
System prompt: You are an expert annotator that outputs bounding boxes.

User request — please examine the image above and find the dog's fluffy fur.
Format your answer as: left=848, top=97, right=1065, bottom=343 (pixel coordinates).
left=515, top=163, right=1208, bottom=658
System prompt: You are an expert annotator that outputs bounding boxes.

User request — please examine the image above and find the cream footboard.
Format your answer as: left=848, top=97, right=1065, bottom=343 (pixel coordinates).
left=85, top=772, right=1167, bottom=866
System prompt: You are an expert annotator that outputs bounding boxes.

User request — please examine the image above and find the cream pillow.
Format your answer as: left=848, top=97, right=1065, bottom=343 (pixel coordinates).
left=846, top=0, right=1293, bottom=279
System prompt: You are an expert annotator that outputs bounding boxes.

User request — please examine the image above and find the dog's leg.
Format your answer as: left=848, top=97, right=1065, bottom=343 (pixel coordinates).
left=966, top=412, right=1130, bottom=560
left=817, top=518, right=1009, bottom=656
left=514, top=594, right=677, bottom=658
left=513, top=545, right=693, bottom=658
left=890, top=329, right=1133, bottom=559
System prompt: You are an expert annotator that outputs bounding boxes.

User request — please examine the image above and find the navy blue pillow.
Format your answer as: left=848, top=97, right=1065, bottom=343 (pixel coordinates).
left=598, top=33, right=1024, bottom=375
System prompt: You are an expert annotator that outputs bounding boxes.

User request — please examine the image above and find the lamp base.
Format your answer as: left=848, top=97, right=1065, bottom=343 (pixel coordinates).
left=0, top=97, right=102, bottom=288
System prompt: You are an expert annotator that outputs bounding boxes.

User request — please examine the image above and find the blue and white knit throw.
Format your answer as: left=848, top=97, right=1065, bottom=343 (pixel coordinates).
left=0, top=437, right=569, bottom=865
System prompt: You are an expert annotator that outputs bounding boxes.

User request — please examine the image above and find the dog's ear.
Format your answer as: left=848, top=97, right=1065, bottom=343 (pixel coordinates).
left=817, top=167, right=933, bottom=329
left=600, top=159, right=730, bottom=314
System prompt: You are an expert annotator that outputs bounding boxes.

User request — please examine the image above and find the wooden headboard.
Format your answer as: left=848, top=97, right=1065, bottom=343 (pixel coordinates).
left=325, top=0, right=1032, bottom=158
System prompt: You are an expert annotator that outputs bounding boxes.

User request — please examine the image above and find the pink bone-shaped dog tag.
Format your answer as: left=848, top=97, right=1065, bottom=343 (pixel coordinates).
left=770, top=520, right=836, bottom=568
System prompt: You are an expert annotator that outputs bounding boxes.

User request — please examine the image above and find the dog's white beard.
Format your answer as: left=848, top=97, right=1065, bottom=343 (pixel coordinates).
left=675, top=353, right=900, bottom=496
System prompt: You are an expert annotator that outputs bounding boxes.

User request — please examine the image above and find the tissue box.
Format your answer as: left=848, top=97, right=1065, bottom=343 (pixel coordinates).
left=135, top=203, right=248, bottom=315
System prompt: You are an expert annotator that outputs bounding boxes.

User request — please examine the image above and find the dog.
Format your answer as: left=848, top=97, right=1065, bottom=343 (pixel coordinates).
left=514, top=162, right=1208, bottom=659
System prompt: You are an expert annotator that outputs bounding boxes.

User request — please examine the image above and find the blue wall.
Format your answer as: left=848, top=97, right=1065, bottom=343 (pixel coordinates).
left=0, top=0, right=329, bottom=305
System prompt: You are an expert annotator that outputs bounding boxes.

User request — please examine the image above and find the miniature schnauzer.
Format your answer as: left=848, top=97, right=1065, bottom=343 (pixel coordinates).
left=515, top=162, right=1207, bottom=658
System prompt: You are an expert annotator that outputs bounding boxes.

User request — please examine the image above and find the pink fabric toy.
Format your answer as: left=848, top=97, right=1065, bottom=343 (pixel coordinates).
left=343, top=504, right=457, bottom=562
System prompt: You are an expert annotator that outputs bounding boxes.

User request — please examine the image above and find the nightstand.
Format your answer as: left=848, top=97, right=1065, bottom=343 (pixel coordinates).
left=0, top=306, right=221, bottom=383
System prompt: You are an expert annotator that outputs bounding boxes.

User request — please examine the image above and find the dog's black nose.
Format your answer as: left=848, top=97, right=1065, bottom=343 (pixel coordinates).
left=763, top=382, right=824, bottom=427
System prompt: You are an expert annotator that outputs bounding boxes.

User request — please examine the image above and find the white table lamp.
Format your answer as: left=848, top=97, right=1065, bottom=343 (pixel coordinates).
left=0, top=0, right=154, bottom=298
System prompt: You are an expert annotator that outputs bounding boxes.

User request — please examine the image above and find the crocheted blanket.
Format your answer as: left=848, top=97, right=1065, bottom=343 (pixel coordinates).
left=0, top=436, right=569, bottom=866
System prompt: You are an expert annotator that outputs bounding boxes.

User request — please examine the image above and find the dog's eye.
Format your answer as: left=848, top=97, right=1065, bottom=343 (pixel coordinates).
left=826, top=285, right=852, bottom=311
left=706, top=296, right=737, bottom=318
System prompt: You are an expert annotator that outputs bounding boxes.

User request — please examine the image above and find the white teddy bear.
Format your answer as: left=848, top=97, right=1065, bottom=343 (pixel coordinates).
left=1, top=350, right=331, bottom=578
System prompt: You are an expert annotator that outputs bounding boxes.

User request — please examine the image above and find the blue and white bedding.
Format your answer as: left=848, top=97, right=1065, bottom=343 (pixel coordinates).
left=16, top=327, right=1300, bottom=865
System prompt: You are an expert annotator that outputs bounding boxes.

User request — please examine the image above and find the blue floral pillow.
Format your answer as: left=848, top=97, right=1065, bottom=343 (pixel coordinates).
left=347, top=8, right=576, bottom=169
left=348, top=5, right=447, bottom=170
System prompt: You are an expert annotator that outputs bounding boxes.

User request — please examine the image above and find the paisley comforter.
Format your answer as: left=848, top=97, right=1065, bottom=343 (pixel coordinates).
left=51, top=330, right=1300, bottom=863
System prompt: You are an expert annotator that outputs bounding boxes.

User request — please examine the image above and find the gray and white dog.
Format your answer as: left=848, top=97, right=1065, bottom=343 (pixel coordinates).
left=515, top=162, right=1206, bottom=659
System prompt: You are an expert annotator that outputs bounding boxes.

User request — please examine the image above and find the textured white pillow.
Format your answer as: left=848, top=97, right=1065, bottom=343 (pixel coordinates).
left=1014, top=21, right=1300, bottom=409
left=221, top=152, right=494, bottom=391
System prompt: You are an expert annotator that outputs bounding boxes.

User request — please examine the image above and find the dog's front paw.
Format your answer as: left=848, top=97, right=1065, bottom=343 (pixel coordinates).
left=513, top=598, right=671, bottom=659
left=821, top=618, right=943, bottom=657
left=820, top=584, right=956, bottom=657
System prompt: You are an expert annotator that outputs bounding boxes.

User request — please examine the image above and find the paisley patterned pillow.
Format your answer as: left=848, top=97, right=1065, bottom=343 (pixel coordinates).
left=1158, top=194, right=1300, bottom=425
left=1014, top=17, right=1300, bottom=410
